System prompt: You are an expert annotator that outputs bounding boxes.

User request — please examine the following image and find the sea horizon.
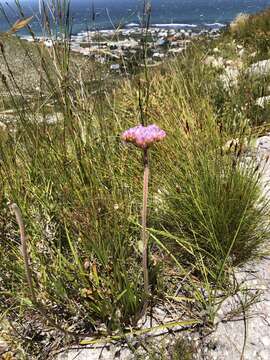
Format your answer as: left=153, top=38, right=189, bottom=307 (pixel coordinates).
left=1, top=0, right=270, bottom=34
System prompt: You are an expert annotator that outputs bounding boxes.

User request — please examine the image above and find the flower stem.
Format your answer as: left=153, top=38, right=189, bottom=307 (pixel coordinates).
left=142, top=148, right=149, bottom=301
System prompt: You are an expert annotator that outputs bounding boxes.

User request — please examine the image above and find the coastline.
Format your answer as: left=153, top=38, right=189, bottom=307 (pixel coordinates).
left=18, top=23, right=224, bottom=70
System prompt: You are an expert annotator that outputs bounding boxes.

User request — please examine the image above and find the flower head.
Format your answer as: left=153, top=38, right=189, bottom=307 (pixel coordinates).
left=121, top=124, right=166, bottom=149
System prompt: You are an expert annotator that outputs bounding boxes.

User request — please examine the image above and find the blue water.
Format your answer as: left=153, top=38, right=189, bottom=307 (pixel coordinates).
left=1, top=0, right=270, bottom=34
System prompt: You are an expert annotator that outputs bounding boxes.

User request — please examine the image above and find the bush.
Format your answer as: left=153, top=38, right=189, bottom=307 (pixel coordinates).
left=230, top=8, right=270, bottom=59
left=115, top=53, right=270, bottom=284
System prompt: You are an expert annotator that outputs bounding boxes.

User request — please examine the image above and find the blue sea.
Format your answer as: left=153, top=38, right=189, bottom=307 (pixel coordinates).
left=1, top=0, right=270, bottom=34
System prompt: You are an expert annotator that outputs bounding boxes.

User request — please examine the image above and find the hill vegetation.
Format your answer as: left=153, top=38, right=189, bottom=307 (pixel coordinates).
left=1, top=3, right=270, bottom=359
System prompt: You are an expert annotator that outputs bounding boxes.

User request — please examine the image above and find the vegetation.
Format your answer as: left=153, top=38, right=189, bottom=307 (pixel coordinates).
left=230, top=9, right=270, bottom=61
left=1, top=2, right=270, bottom=359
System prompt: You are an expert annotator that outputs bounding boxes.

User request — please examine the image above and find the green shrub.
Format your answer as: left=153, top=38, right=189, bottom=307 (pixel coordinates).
left=230, top=8, right=270, bottom=58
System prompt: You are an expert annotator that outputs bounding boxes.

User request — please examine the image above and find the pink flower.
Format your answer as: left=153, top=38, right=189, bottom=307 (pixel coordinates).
left=121, top=124, right=166, bottom=149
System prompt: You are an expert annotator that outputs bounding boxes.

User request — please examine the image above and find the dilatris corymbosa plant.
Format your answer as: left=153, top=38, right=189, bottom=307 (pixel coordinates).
left=121, top=124, right=166, bottom=315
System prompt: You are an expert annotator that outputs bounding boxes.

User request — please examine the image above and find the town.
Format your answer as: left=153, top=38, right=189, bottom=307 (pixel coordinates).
left=69, top=25, right=222, bottom=71
left=21, top=24, right=222, bottom=73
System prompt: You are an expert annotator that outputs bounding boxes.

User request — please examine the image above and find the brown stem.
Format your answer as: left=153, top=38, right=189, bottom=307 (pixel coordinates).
left=142, top=148, right=149, bottom=304
left=9, top=203, right=75, bottom=337
left=9, top=203, right=36, bottom=302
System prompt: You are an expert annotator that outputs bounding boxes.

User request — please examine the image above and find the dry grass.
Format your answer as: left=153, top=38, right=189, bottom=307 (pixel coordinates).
left=230, top=13, right=250, bottom=34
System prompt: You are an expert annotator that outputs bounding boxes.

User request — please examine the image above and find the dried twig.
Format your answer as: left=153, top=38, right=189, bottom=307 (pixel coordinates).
left=9, top=202, right=76, bottom=337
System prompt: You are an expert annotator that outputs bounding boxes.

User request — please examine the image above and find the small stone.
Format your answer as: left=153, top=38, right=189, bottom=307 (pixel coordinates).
left=257, top=136, right=270, bottom=150
left=255, top=96, right=270, bottom=108
left=204, top=55, right=224, bottom=68
left=0, top=340, right=8, bottom=355
left=239, top=48, right=245, bottom=57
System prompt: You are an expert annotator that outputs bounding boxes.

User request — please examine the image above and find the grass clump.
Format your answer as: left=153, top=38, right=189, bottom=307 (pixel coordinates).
left=229, top=8, right=270, bottom=60
left=230, top=13, right=250, bottom=36
left=117, top=54, right=269, bottom=281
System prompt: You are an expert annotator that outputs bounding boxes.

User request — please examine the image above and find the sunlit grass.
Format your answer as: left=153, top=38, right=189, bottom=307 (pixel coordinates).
left=0, top=1, right=270, bottom=358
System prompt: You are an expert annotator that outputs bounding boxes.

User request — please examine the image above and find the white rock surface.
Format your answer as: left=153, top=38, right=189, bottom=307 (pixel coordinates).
left=255, top=96, right=270, bottom=108
left=219, top=67, right=240, bottom=89
left=257, top=135, right=270, bottom=150
left=57, top=345, right=133, bottom=360
left=239, top=48, right=245, bottom=58
left=247, top=59, right=270, bottom=77
left=203, top=259, right=270, bottom=359
left=204, top=55, right=224, bottom=68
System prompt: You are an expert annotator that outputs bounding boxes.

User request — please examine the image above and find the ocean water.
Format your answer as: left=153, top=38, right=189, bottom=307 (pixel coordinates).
left=1, top=0, right=270, bottom=34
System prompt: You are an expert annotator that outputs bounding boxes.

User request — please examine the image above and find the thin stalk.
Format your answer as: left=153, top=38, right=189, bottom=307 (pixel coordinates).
left=79, top=319, right=200, bottom=346
left=9, top=203, right=36, bottom=302
left=9, top=203, right=76, bottom=337
left=142, top=148, right=149, bottom=303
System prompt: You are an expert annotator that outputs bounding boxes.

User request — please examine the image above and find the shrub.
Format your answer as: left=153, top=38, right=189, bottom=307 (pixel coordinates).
left=230, top=13, right=250, bottom=36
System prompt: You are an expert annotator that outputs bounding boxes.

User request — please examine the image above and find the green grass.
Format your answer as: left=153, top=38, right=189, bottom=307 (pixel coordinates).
left=1, top=2, right=270, bottom=358
left=229, top=9, right=270, bottom=61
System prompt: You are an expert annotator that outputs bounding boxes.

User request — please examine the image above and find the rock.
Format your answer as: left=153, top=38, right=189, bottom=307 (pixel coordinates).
left=225, top=59, right=243, bottom=69
left=204, top=55, right=215, bottom=66
left=256, top=135, right=270, bottom=151
left=57, top=346, right=133, bottom=360
left=0, top=122, right=7, bottom=130
left=203, top=258, right=270, bottom=360
left=153, top=52, right=165, bottom=60
left=0, top=339, right=8, bottom=355
left=168, top=48, right=184, bottom=55
left=110, top=64, right=120, bottom=71
left=259, top=349, right=269, bottom=360
left=255, top=96, right=270, bottom=108
left=43, top=39, right=53, bottom=48
left=225, top=59, right=234, bottom=66
left=219, top=67, right=240, bottom=89
left=247, top=59, right=270, bottom=77
left=204, top=56, right=224, bottom=68
left=261, top=336, right=270, bottom=347
left=212, top=56, right=224, bottom=68
left=239, top=48, right=245, bottom=58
